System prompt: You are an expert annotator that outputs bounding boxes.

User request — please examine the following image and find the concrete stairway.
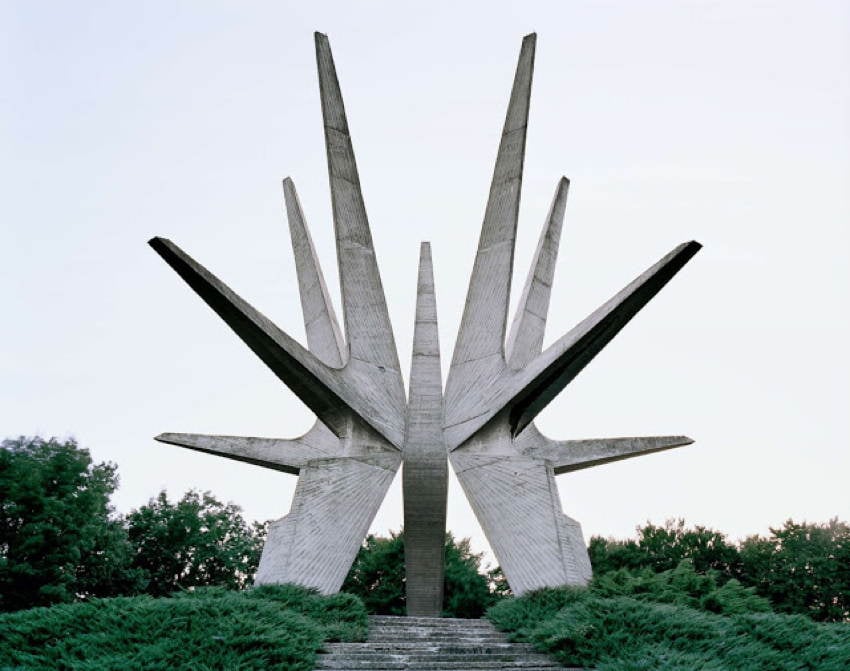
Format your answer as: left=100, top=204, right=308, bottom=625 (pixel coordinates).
left=316, top=615, right=583, bottom=670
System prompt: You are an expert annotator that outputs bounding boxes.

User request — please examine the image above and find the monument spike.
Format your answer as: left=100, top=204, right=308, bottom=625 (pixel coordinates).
left=403, top=242, right=447, bottom=617
left=314, top=34, right=405, bottom=424
left=444, top=239, right=701, bottom=448
left=512, top=426, right=693, bottom=473
left=153, top=431, right=339, bottom=474
left=445, top=34, right=536, bottom=410
left=283, top=177, right=346, bottom=368
left=148, top=237, right=404, bottom=448
left=506, top=177, right=569, bottom=370
left=507, top=239, right=701, bottom=438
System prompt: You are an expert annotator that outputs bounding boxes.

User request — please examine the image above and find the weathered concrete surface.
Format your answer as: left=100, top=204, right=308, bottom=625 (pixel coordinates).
left=445, top=33, right=700, bottom=595
left=317, top=615, right=571, bottom=670
left=150, top=33, right=404, bottom=595
left=150, top=31, right=700, bottom=603
left=403, top=243, right=447, bottom=617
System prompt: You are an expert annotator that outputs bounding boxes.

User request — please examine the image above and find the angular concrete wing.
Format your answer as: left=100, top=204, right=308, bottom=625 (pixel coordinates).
left=255, top=451, right=401, bottom=593
left=445, top=34, right=700, bottom=596
left=315, top=33, right=407, bottom=428
left=154, top=429, right=339, bottom=474
left=444, top=34, right=535, bottom=411
left=283, top=177, right=346, bottom=368
left=150, top=33, right=405, bottom=596
left=506, top=177, right=569, bottom=371
left=149, top=236, right=404, bottom=448
left=513, top=426, right=694, bottom=474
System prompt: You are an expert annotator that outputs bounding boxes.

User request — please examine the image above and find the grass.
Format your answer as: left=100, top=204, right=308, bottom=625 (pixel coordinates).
left=0, top=584, right=367, bottom=671
left=487, top=562, right=850, bottom=671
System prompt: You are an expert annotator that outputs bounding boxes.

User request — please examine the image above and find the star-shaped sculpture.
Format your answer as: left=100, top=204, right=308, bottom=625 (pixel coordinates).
left=149, top=32, right=700, bottom=616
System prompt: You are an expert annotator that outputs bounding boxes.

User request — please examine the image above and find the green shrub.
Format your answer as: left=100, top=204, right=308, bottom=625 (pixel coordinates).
left=487, top=581, right=850, bottom=670
left=591, top=560, right=771, bottom=615
left=0, top=584, right=366, bottom=670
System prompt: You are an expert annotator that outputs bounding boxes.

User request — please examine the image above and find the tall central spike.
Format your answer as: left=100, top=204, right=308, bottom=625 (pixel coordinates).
left=403, top=242, right=447, bottom=617
left=445, top=34, right=536, bottom=414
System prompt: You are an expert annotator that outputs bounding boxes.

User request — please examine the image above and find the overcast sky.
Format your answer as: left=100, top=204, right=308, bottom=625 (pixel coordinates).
left=2, top=1, right=848, bottom=565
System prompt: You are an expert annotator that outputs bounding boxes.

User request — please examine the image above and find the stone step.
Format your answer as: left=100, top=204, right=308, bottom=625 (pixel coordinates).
left=369, top=616, right=493, bottom=626
left=317, top=653, right=557, bottom=662
left=316, top=663, right=561, bottom=670
left=322, top=644, right=537, bottom=654
left=315, top=615, right=582, bottom=671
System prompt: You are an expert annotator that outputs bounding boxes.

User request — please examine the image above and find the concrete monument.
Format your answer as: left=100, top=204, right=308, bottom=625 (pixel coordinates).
left=149, top=33, right=699, bottom=616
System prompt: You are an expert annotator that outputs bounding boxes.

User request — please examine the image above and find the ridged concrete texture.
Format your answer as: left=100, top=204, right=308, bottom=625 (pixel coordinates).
left=443, top=35, right=700, bottom=595
left=149, top=32, right=701, bottom=607
left=403, top=244, right=448, bottom=616
left=316, top=615, right=585, bottom=670
left=150, top=33, right=406, bottom=595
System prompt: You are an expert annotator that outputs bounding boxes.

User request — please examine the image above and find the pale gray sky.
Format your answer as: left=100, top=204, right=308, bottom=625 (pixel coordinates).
left=2, top=1, right=848, bottom=564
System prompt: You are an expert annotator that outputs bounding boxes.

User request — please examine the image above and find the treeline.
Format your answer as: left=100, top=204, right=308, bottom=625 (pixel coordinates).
left=0, top=436, right=265, bottom=612
left=588, top=517, right=850, bottom=622
left=2, top=436, right=848, bottom=623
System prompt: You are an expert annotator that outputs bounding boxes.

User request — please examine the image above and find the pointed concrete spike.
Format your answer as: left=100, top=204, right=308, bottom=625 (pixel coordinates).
left=154, top=430, right=340, bottom=474
left=148, top=237, right=404, bottom=448
left=444, top=240, right=701, bottom=449
left=508, top=240, right=701, bottom=436
left=513, top=426, right=694, bottom=474
left=314, top=33, right=405, bottom=418
left=506, top=177, right=569, bottom=369
left=445, top=34, right=536, bottom=412
left=403, top=242, right=447, bottom=617
left=283, top=178, right=346, bottom=367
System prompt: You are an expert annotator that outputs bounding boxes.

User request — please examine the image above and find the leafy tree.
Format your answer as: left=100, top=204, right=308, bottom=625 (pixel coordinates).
left=126, top=490, right=265, bottom=596
left=589, top=519, right=740, bottom=578
left=738, top=519, right=850, bottom=622
left=341, top=530, right=499, bottom=617
left=443, top=534, right=499, bottom=618
left=0, top=436, right=144, bottom=611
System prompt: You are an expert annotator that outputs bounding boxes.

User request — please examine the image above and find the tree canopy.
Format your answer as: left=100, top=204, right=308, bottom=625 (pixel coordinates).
left=341, top=530, right=503, bottom=618
left=126, top=490, right=265, bottom=596
left=1, top=436, right=266, bottom=611
left=0, top=436, right=145, bottom=611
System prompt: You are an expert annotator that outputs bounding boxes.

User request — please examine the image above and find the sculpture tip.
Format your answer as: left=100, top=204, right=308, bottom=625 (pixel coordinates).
left=148, top=236, right=169, bottom=249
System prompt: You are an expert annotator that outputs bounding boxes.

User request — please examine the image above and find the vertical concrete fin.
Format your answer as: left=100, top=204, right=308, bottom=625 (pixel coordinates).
left=403, top=242, right=447, bottom=616
left=154, top=432, right=336, bottom=475
left=506, top=177, right=569, bottom=370
left=148, top=236, right=404, bottom=448
left=314, top=33, right=405, bottom=416
left=508, top=240, right=702, bottom=437
left=283, top=177, right=346, bottom=368
left=446, top=34, right=536, bottom=414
